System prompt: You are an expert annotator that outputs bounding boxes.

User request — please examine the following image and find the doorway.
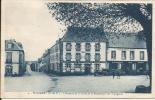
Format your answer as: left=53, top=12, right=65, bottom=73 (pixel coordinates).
left=85, top=64, right=91, bottom=74
left=5, top=65, right=12, bottom=76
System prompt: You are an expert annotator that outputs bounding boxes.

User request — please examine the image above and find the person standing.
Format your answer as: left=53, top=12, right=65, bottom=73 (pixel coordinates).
left=112, top=70, right=115, bottom=79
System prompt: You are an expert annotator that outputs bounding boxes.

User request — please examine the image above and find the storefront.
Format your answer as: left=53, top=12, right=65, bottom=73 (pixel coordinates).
left=121, top=62, right=136, bottom=75
left=109, top=62, right=119, bottom=71
left=5, top=65, right=12, bottom=76
left=85, top=64, right=91, bottom=74
left=136, top=62, right=147, bottom=74
left=108, top=61, right=148, bottom=75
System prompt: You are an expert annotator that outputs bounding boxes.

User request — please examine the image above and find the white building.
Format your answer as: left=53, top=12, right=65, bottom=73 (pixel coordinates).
left=5, top=39, right=25, bottom=76
left=44, top=27, right=149, bottom=75
left=49, top=27, right=107, bottom=75
left=107, top=34, right=148, bottom=75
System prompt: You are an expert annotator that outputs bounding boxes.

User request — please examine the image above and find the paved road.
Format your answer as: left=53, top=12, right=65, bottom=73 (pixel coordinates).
left=5, top=72, right=53, bottom=92
left=5, top=72, right=149, bottom=93
left=47, top=75, right=149, bottom=93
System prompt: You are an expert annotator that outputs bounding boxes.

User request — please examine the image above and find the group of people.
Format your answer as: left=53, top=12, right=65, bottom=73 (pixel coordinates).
left=112, top=69, right=150, bottom=79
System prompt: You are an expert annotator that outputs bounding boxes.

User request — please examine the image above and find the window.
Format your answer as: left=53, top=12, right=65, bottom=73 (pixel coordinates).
left=85, top=43, right=91, bottom=51
left=19, top=53, right=23, bottom=63
left=66, top=43, right=71, bottom=51
left=95, top=53, right=100, bottom=62
left=57, top=63, right=60, bottom=70
left=121, top=51, right=126, bottom=60
left=76, top=53, right=81, bottom=62
left=95, top=64, right=100, bottom=72
left=66, top=63, right=71, bottom=72
left=85, top=53, right=90, bottom=62
left=6, top=52, right=12, bottom=63
left=140, top=51, right=144, bottom=60
left=56, top=53, right=59, bottom=60
left=74, top=64, right=81, bottom=72
left=66, top=63, right=71, bottom=67
left=5, top=65, right=12, bottom=76
left=130, top=51, right=135, bottom=60
left=7, top=43, right=13, bottom=49
left=66, top=53, right=71, bottom=61
left=111, top=51, right=116, bottom=59
left=76, top=43, right=81, bottom=51
left=95, top=43, right=100, bottom=51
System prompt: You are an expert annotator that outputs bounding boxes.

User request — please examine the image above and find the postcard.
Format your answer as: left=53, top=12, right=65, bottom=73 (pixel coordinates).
left=1, top=0, right=155, bottom=98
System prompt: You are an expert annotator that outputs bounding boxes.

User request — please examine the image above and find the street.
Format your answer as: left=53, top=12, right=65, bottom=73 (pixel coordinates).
left=5, top=71, right=149, bottom=93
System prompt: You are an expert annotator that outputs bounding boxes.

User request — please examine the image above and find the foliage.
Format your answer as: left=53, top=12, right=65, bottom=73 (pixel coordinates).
left=47, top=3, right=151, bottom=35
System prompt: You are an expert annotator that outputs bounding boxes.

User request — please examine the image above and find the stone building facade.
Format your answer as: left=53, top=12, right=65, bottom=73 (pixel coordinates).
left=5, top=39, right=25, bottom=76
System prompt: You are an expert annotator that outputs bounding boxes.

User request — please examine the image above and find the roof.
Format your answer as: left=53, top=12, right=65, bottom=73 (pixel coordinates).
left=61, top=26, right=146, bottom=49
left=62, top=26, right=107, bottom=42
left=108, top=34, right=146, bottom=49
left=5, top=39, right=24, bottom=51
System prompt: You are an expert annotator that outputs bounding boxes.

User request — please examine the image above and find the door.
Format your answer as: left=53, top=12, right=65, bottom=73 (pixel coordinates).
left=85, top=64, right=91, bottom=74
left=5, top=65, right=12, bottom=76
left=122, top=62, right=132, bottom=74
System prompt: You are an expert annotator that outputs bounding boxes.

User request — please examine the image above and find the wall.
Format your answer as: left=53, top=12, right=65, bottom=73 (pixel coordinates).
left=107, top=48, right=148, bottom=61
left=50, top=42, right=60, bottom=72
left=62, top=42, right=107, bottom=73
left=63, top=42, right=107, bottom=62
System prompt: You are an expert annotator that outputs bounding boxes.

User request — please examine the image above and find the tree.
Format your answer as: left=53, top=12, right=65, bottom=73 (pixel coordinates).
left=47, top=3, right=152, bottom=92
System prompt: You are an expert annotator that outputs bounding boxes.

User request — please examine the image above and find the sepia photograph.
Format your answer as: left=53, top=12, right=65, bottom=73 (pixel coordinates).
left=1, top=0, right=155, bottom=98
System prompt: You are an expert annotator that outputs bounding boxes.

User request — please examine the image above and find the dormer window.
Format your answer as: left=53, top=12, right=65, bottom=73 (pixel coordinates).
left=8, top=43, right=13, bottom=49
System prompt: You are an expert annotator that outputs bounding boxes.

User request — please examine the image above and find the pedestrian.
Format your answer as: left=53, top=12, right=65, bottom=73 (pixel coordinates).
left=112, top=70, right=115, bottom=79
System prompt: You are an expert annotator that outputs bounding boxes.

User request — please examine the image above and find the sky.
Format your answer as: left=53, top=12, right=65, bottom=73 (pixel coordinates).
left=3, top=0, right=66, bottom=61
left=2, top=0, right=148, bottom=61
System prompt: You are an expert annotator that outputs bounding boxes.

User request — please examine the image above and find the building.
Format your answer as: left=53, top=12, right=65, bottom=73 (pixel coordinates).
left=38, top=49, right=51, bottom=73
left=37, top=58, right=43, bottom=72
left=49, top=40, right=61, bottom=73
left=26, top=61, right=38, bottom=72
left=107, top=34, right=149, bottom=75
left=49, top=27, right=106, bottom=74
left=39, top=27, right=149, bottom=75
left=5, top=39, right=25, bottom=76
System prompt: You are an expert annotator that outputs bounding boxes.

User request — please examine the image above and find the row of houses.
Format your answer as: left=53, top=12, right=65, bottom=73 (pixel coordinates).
left=5, top=39, right=26, bottom=76
left=37, top=27, right=149, bottom=75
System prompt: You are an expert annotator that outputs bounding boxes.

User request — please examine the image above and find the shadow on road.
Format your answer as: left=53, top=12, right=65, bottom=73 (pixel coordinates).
left=47, top=77, right=58, bottom=92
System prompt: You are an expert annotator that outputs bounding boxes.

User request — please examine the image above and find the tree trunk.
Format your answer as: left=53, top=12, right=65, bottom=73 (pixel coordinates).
left=144, top=28, right=152, bottom=93
left=133, top=15, right=152, bottom=92
left=142, top=19, right=152, bottom=92
left=133, top=12, right=152, bottom=92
